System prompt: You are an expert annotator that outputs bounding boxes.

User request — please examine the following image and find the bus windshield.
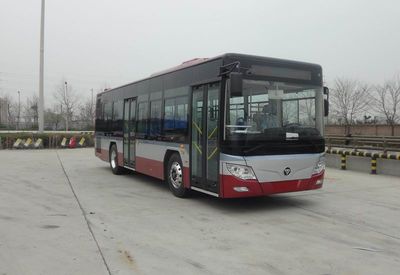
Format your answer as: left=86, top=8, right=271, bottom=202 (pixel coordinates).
left=226, top=79, right=322, bottom=139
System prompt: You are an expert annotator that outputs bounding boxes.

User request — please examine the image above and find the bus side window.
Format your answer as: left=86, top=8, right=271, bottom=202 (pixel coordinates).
left=104, top=101, right=113, bottom=132
left=175, top=96, right=188, bottom=130
left=112, top=100, right=123, bottom=132
left=164, top=98, right=175, bottom=130
left=163, top=96, right=188, bottom=142
left=137, top=102, right=149, bottom=138
left=95, top=98, right=103, bottom=132
left=149, top=100, right=162, bottom=138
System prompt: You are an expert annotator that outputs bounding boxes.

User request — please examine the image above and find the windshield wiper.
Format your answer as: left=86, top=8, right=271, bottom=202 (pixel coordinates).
left=243, top=143, right=269, bottom=154
left=242, top=139, right=286, bottom=154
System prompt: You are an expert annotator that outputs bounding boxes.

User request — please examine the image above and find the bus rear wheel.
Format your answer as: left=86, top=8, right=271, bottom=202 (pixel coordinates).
left=167, top=153, right=190, bottom=198
left=109, top=144, right=123, bottom=175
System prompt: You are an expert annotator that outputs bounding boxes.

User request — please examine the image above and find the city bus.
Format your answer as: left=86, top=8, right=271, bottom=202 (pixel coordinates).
left=95, top=53, right=329, bottom=198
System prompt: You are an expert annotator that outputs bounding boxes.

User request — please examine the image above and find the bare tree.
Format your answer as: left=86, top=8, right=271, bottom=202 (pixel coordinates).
left=54, top=80, right=78, bottom=131
left=0, top=93, right=19, bottom=129
left=78, top=97, right=96, bottom=130
left=373, top=76, right=400, bottom=136
left=0, top=97, right=10, bottom=128
left=45, top=105, right=63, bottom=130
left=330, top=78, right=372, bottom=134
left=299, top=98, right=315, bottom=126
left=23, top=94, right=39, bottom=129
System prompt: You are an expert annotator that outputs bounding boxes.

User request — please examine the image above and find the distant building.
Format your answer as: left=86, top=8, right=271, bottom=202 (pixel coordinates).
left=0, top=98, right=9, bottom=126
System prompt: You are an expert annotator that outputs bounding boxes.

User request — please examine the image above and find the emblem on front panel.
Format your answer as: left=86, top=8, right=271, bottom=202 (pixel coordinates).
left=283, top=167, right=291, bottom=176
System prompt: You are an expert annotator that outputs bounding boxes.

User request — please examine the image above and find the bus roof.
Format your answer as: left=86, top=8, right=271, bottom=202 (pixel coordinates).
left=98, top=53, right=321, bottom=96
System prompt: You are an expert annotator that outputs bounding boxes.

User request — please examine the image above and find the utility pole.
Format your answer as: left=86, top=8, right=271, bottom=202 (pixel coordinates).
left=17, top=90, right=20, bottom=130
left=91, top=88, right=94, bottom=107
left=7, top=103, right=10, bottom=129
left=64, top=81, right=68, bottom=131
left=91, top=88, right=94, bottom=129
left=38, top=0, right=45, bottom=133
left=60, top=103, right=63, bottom=130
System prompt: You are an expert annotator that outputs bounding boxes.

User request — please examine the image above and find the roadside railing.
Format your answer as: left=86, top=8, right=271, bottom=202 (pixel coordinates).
left=325, top=135, right=400, bottom=175
left=325, top=135, right=400, bottom=152
left=326, top=148, right=400, bottom=174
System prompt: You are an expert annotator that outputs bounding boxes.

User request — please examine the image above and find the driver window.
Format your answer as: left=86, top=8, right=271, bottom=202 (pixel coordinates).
left=229, top=96, right=245, bottom=125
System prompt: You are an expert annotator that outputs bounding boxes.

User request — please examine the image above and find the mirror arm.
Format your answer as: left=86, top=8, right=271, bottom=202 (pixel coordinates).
left=219, top=61, right=241, bottom=76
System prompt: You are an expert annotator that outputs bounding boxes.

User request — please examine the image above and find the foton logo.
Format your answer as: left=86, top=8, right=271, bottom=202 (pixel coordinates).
left=283, top=167, right=291, bottom=176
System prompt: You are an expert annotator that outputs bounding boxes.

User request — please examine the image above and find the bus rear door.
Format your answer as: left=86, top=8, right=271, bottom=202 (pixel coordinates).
left=123, top=98, right=137, bottom=167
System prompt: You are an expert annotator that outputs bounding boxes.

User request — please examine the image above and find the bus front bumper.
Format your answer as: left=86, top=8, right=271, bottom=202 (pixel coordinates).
left=220, top=172, right=324, bottom=198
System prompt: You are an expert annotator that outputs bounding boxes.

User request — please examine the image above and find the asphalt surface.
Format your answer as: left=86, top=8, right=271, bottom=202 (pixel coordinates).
left=0, top=148, right=399, bottom=275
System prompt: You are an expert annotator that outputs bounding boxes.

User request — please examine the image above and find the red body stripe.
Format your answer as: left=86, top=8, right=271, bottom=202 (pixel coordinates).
left=96, top=149, right=123, bottom=166
left=183, top=167, right=190, bottom=188
left=96, top=149, right=108, bottom=162
left=118, top=152, right=123, bottom=166
left=135, top=157, right=165, bottom=179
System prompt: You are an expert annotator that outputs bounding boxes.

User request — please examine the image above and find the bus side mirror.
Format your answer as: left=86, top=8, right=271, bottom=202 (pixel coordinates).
left=229, top=72, right=243, bottom=96
left=323, top=86, right=329, bottom=117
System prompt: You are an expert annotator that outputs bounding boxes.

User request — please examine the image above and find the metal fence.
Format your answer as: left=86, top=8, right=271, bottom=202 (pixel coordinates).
left=325, top=135, right=400, bottom=175
left=325, top=135, right=400, bottom=152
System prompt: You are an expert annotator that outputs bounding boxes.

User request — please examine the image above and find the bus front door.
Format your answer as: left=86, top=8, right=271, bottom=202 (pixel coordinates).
left=191, top=83, right=220, bottom=194
left=123, top=98, right=137, bottom=167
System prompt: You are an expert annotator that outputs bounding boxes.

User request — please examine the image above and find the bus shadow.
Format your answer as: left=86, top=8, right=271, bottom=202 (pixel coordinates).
left=99, top=167, right=317, bottom=212
left=94, top=166, right=169, bottom=192
left=122, top=169, right=170, bottom=191
left=191, top=193, right=315, bottom=213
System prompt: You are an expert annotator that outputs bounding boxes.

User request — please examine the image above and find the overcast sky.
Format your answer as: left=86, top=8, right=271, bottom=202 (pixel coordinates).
left=1, top=0, right=399, bottom=106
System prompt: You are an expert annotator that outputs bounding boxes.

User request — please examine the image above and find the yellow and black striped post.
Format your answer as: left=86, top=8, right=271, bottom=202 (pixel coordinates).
left=371, top=156, right=377, bottom=174
left=340, top=153, right=346, bottom=170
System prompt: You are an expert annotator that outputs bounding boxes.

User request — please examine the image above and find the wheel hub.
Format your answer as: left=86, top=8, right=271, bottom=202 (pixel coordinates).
left=111, top=150, right=117, bottom=169
left=169, top=161, right=183, bottom=189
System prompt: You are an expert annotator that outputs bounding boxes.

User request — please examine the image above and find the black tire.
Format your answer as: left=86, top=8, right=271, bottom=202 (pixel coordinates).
left=109, top=144, right=123, bottom=175
left=166, top=153, right=190, bottom=198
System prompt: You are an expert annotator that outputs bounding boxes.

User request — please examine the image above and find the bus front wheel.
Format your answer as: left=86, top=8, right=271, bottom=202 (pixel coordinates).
left=109, top=144, right=123, bottom=175
left=167, top=153, right=190, bottom=198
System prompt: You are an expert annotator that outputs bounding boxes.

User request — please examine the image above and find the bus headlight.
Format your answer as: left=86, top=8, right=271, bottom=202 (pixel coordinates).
left=226, top=163, right=256, bottom=180
left=312, top=156, right=325, bottom=175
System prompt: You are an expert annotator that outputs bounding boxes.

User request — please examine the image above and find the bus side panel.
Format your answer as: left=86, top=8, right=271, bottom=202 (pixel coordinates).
left=135, top=140, right=190, bottom=184
left=95, top=135, right=123, bottom=165
left=95, top=135, right=107, bottom=161
left=183, top=167, right=190, bottom=188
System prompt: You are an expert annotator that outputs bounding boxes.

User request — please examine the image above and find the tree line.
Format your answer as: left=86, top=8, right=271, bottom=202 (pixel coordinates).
left=328, top=75, right=400, bottom=135
left=0, top=79, right=108, bottom=131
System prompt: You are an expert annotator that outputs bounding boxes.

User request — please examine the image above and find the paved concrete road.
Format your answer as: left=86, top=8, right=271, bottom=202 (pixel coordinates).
left=0, top=149, right=399, bottom=275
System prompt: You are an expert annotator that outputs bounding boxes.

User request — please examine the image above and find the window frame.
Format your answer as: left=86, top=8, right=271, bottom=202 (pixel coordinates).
left=149, top=99, right=162, bottom=138
left=162, top=95, right=189, bottom=137
left=137, top=101, right=149, bottom=137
